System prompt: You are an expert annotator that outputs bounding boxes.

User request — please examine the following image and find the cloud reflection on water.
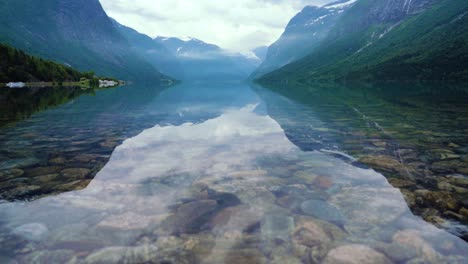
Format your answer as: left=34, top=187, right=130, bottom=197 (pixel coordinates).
left=1, top=101, right=466, bottom=263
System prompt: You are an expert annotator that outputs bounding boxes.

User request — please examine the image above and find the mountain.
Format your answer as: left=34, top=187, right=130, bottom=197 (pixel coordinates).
left=155, top=37, right=260, bottom=80
left=252, top=46, right=269, bottom=62
left=0, top=0, right=170, bottom=83
left=111, top=19, right=184, bottom=79
left=258, top=0, right=468, bottom=83
left=252, top=0, right=356, bottom=78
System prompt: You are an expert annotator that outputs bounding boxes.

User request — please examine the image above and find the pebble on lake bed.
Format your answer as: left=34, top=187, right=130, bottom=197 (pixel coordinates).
left=300, top=199, right=345, bottom=224
left=12, top=223, right=48, bottom=241
left=323, top=244, right=392, bottom=264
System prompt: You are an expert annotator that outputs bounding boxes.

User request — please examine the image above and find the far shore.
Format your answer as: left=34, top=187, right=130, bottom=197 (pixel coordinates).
left=2, top=79, right=125, bottom=89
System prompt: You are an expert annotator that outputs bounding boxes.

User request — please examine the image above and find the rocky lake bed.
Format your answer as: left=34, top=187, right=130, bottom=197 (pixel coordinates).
left=0, top=83, right=467, bottom=263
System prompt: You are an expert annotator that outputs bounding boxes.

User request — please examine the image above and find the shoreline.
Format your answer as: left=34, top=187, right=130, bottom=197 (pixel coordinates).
left=2, top=79, right=125, bottom=89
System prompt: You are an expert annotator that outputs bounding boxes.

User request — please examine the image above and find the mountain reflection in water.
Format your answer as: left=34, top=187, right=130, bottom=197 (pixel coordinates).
left=0, top=82, right=467, bottom=263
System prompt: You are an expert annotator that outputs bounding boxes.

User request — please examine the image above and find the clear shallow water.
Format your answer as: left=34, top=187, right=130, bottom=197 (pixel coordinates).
left=0, top=82, right=467, bottom=263
left=255, top=82, right=468, bottom=239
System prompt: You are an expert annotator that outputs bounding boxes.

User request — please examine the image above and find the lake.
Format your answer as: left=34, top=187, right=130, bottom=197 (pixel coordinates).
left=0, top=82, right=467, bottom=263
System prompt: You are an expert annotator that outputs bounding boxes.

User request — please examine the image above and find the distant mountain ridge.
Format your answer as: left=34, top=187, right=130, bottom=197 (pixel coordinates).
left=111, top=19, right=184, bottom=79
left=257, top=0, right=468, bottom=82
left=155, top=36, right=260, bottom=80
left=0, top=0, right=170, bottom=83
left=252, top=0, right=356, bottom=78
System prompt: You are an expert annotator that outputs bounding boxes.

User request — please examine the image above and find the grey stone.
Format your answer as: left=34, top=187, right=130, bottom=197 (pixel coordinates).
left=300, top=200, right=345, bottom=224
left=261, top=214, right=295, bottom=240
left=12, top=223, right=48, bottom=241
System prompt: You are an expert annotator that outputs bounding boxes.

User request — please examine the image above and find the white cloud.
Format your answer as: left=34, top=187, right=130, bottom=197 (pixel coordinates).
left=100, top=0, right=335, bottom=52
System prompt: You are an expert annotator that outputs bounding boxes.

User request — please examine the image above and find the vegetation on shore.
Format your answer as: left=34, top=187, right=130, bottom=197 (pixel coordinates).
left=0, top=43, right=121, bottom=88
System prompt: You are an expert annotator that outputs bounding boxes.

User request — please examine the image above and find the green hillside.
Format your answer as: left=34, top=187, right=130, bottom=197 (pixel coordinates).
left=259, top=0, right=468, bottom=84
left=0, top=0, right=170, bottom=83
left=0, top=44, right=95, bottom=83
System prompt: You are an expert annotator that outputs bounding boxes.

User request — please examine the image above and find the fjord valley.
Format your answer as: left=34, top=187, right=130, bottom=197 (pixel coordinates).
left=0, top=0, right=468, bottom=263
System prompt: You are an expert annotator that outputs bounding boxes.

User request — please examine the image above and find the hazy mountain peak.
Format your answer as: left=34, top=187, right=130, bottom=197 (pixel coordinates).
left=154, top=35, right=259, bottom=80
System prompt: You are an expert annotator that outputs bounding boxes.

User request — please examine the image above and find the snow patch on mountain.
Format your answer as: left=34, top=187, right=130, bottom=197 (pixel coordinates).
left=324, top=0, right=357, bottom=9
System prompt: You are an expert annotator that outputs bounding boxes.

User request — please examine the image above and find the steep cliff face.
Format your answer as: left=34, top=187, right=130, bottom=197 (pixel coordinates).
left=0, top=0, right=168, bottom=82
left=252, top=0, right=356, bottom=78
left=368, top=0, right=436, bottom=22
left=328, top=0, right=437, bottom=39
left=55, top=0, right=121, bottom=42
left=259, top=0, right=467, bottom=82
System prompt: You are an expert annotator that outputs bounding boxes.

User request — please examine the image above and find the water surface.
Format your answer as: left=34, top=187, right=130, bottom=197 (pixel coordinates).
left=0, top=82, right=467, bottom=263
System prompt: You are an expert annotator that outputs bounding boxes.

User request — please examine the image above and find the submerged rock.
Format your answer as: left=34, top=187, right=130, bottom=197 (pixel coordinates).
left=26, top=166, right=61, bottom=177
left=312, top=176, right=334, bottom=189
left=323, top=244, right=392, bottom=264
left=55, top=179, right=91, bottom=192
left=388, top=178, right=416, bottom=188
left=99, top=140, right=120, bottom=149
left=162, top=199, right=219, bottom=234
left=460, top=207, right=468, bottom=218
left=48, top=157, right=66, bottom=165
left=209, top=205, right=262, bottom=234
left=392, top=230, right=441, bottom=263
left=261, top=214, right=295, bottom=240
left=300, top=200, right=345, bottom=224
left=276, top=195, right=303, bottom=211
left=0, top=158, right=39, bottom=171
left=97, top=212, right=166, bottom=231
left=446, top=175, right=468, bottom=188
left=331, top=187, right=408, bottom=225
left=19, top=249, right=75, bottom=264
left=375, top=242, right=418, bottom=262
left=414, top=190, right=460, bottom=212
left=437, top=181, right=458, bottom=193
left=207, top=248, right=268, bottom=264
left=34, top=173, right=59, bottom=183
left=271, top=254, right=302, bottom=264
left=0, top=168, right=24, bottom=180
left=358, top=155, right=405, bottom=173
left=2, top=185, right=41, bottom=199
left=60, top=168, right=91, bottom=179
left=293, top=170, right=318, bottom=184
left=292, top=220, right=330, bottom=247
left=71, top=154, right=105, bottom=163
left=431, top=159, right=468, bottom=174
left=84, top=245, right=162, bottom=264
left=12, top=223, right=48, bottom=241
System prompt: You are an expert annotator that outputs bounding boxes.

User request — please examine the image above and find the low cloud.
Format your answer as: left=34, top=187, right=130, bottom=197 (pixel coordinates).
left=100, top=0, right=335, bottom=52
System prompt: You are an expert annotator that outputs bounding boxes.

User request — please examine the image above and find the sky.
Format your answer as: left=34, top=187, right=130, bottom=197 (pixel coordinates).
left=100, top=0, right=335, bottom=53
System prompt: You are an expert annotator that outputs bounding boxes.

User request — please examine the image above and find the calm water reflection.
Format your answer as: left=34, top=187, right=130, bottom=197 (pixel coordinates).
left=0, top=82, right=467, bottom=263
left=255, top=82, right=468, bottom=240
